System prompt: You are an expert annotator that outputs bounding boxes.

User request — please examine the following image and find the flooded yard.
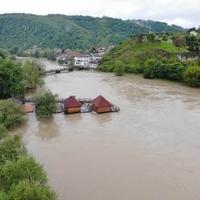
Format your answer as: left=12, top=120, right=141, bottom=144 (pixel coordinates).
left=16, top=60, right=200, bottom=200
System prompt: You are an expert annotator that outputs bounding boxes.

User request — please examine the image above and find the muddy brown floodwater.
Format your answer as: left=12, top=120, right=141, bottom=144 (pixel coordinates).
left=15, top=60, right=200, bottom=200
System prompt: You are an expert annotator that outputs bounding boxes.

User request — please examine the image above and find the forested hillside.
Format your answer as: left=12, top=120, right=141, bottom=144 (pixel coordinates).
left=0, top=14, right=184, bottom=50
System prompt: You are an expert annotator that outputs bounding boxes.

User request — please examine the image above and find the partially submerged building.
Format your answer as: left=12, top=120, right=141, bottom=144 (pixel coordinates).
left=92, top=95, right=112, bottom=113
left=21, top=103, right=34, bottom=113
left=63, top=96, right=81, bottom=114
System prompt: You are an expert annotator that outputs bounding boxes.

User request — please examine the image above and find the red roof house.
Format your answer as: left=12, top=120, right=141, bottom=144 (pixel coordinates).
left=63, top=96, right=81, bottom=114
left=92, top=95, right=112, bottom=113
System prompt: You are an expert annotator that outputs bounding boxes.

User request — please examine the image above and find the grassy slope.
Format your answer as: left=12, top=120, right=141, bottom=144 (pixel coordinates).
left=100, top=38, right=187, bottom=70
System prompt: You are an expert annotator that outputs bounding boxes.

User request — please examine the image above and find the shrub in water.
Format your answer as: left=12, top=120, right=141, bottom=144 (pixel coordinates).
left=35, top=91, right=58, bottom=118
left=114, top=61, right=125, bottom=76
left=183, top=66, right=200, bottom=87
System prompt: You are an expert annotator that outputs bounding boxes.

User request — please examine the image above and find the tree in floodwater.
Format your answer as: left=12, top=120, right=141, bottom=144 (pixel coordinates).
left=183, top=66, right=200, bottom=87
left=35, top=91, right=58, bottom=118
left=22, top=60, right=44, bottom=90
left=114, top=60, right=125, bottom=76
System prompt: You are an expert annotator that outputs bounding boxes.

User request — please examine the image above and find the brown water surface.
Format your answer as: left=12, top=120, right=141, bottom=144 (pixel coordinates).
left=16, top=60, right=200, bottom=200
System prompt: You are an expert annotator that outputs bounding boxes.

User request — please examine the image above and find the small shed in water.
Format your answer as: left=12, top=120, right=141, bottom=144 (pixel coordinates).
left=63, top=96, right=81, bottom=114
left=21, top=103, right=34, bottom=113
left=92, top=95, right=112, bottom=113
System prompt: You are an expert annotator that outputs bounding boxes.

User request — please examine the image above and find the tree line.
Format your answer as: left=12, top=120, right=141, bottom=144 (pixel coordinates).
left=0, top=52, right=57, bottom=199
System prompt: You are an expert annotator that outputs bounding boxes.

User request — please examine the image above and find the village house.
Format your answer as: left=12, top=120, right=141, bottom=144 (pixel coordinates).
left=177, top=52, right=200, bottom=61
left=57, top=46, right=113, bottom=69
left=63, top=96, right=81, bottom=114
left=90, top=53, right=102, bottom=61
left=57, top=50, right=80, bottom=66
left=74, top=54, right=92, bottom=69
left=89, top=60, right=99, bottom=69
left=92, top=95, right=112, bottom=113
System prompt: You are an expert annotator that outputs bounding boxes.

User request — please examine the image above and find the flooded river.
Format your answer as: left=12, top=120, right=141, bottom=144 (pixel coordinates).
left=16, top=60, right=200, bottom=200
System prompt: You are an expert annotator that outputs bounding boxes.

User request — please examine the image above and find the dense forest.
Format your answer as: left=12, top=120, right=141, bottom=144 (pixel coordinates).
left=0, top=14, right=184, bottom=50
left=99, top=30, right=200, bottom=87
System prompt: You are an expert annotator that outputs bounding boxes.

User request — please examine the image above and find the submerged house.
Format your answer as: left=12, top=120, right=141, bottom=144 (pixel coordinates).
left=92, top=95, right=112, bottom=113
left=63, top=96, right=81, bottom=114
left=21, top=103, right=34, bottom=113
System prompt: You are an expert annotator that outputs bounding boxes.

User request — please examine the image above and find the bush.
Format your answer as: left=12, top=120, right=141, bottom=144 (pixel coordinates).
left=0, top=191, right=8, bottom=200
left=147, top=33, right=156, bottom=42
left=125, top=65, right=144, bottom=74
left=183, top=66, right=200, bottom=87
left=0, top=156, right=47, bottom=191
left=0, top=136, right=26, bottom=165
left=22, top=60, right=44, bottom=90
left=143, top=61, right=185, bottom=81
left=113, top=61, right=125, bottom=76
left=35, top=91, right=58, bottom=118
left=8, top=181, right=55, bottom=200
left=0, top=100, right=24, bottom=129
left=0, top=125, right=8, bottom=140
left=165, top=63, right=186, bottom=81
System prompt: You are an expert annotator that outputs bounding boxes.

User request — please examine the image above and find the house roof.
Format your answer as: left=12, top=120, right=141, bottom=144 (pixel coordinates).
left=92, top=95, right=112, bottom=108
left=63, top=96, right=81, bottom=108
left=21, top=103, right=34, bottom=113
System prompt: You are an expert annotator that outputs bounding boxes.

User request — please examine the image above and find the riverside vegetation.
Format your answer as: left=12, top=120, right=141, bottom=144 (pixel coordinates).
left=99, top=29, right=200, bottom=87
left=0, top=54, right=56, bottom=200
left=0, top=100, right=55, bottom=200
left=0, top=54, right=44, bottom=98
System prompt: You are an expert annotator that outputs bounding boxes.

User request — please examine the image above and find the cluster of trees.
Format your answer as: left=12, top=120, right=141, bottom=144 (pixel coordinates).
left=143, top=60, right=200, bottom=87
left=0, top=57, right=43, bottom=98
left=0, top=54, right=59, bottom=118
left=35, top=91, right=58, bottom=118
left=0, top=100, right=55, bottom=200
left=172, top=28, right=200, bottom=52
left=22, top=60, right=44, bottom=90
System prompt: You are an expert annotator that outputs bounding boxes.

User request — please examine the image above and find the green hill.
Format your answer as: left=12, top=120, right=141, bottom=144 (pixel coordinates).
left=99, top=33, right=200, bottom=88
left=0, top=14, right=184, bottom=50
left=99, top=34, right=187, bottom=73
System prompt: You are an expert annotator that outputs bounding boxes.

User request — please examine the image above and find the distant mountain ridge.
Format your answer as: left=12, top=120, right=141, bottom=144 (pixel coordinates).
left=0, top=14, right=185, bottom=50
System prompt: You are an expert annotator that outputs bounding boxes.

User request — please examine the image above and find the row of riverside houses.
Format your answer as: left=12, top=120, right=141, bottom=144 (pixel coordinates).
left=57, top=46, right=114, bottom=69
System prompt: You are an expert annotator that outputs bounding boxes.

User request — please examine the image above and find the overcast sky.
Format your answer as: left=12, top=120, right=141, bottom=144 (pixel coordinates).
left=0, top=0, right=199, bottom=28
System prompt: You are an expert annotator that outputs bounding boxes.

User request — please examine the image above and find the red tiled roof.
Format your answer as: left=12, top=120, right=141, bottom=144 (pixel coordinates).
left=92, top=95, right=112, bottom=108
left=63, top=96, right=81, bottom=108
